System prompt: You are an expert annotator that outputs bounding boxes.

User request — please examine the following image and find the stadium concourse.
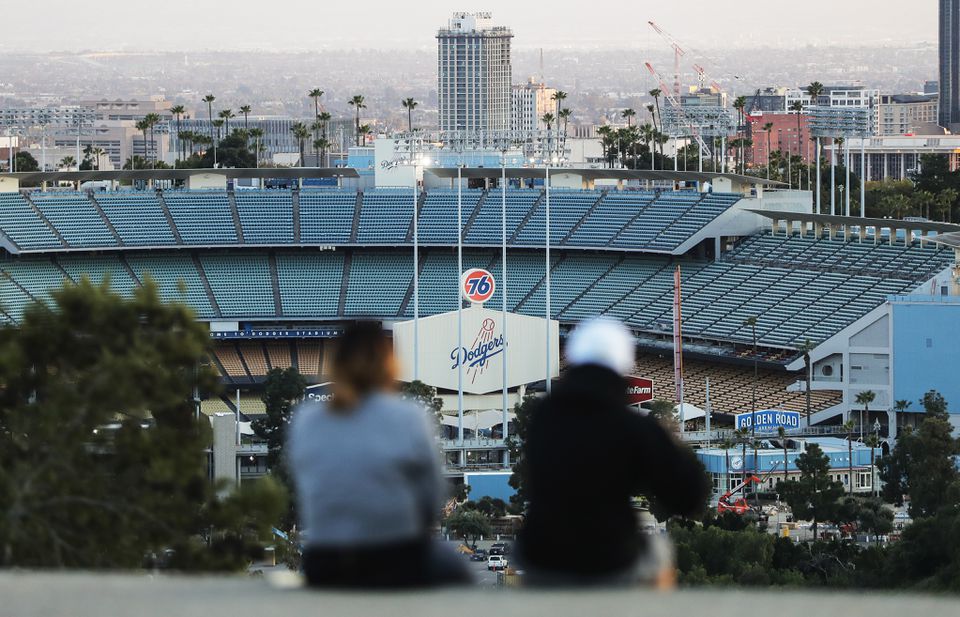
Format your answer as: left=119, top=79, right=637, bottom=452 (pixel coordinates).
left=0, top=168, right=957, bottom=461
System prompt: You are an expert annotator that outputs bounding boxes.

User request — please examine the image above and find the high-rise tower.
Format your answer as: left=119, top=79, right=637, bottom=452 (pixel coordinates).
left=940, top=0, right=960, bottom=131
left=437, top=12, right=513, bottom=133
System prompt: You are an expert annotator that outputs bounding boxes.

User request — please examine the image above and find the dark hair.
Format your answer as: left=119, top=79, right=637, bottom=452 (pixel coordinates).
left=329, top=322, right=395, bottom=412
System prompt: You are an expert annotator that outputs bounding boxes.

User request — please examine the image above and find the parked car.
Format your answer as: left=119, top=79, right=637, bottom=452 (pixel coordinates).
left=470, top=549, right=488, bottom=562
left=487, top=555, right=508, bottom=571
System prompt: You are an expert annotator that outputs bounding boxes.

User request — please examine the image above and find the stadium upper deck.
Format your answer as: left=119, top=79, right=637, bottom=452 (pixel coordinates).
left=0, top=186, right=954, bottom=363
left=0, top=188, right=740, bottom=254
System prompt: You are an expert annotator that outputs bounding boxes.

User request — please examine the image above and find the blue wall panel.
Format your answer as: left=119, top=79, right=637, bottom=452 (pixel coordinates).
left=892, top=299, right=960, bottom=412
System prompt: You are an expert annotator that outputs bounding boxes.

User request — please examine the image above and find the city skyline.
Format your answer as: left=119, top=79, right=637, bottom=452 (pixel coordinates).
left=3, top=1, right=939, bottom=52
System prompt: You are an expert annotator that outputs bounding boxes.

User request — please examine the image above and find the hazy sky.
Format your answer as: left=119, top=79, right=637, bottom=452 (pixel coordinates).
left=4, top=1, right=938, bottom=51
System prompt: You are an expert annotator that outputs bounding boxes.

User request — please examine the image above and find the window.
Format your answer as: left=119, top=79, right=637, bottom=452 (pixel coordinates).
left=857, top=472, right=872, bottom=489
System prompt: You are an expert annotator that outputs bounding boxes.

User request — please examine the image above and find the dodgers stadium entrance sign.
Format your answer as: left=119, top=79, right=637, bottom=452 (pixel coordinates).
left=735, top=409, right=801, bottom=432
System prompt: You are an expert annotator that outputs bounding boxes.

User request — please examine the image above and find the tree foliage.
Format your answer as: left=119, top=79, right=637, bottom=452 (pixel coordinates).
left=878, top=391, right=960, bottom=518
left=251, top=367, right=306, bottom=529
left=0, top=278, right=284, bottom=569
left=444, top=509, right=492, bottom=548
left=399, top=380, right=443, bottom=423
left=506, top=394, right=539, bottom=511
left=777, top=444, right=844, bottom=539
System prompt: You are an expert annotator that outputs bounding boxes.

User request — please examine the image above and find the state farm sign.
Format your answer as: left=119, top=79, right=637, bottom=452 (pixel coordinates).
left=626, top=376, right=654, bottom=405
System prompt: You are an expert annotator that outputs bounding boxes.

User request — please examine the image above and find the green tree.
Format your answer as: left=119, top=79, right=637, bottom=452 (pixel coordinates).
left=399, top=380, right=443, bottom=424
left=218, top=109, right=235, bottom=136
left=474, top=496, right=507, bottom=518
left=843, top=418, right=856, bottom=494
left=59, top=155, right=76, bottom=170
left=506, top=394, right=538, bottom=511
left=193, top=131, right=254, bottom=169
left=0, top=278, right=284, bottom=569
left=621, top=108, right=636, bottom=127
left=290, top=121, right=309, bottom=166
left=878, top=391, right=960, bottom=518
left=444, top=509, right=492, bottom=549
left=855, top=390, right=876, bottom=441
left=14, top=151, right=39, bottom=172
left=778, top=444, right=844, bottom=539
left=248, top=128, right=264, bottom=167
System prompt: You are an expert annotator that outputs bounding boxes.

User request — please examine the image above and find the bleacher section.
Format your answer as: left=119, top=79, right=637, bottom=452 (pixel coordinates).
left=635, top=352, right=841, bottom=417
left=0, top=193, right=61, bottom=250
left=1, top=188, right=741, bottom=254
left=299, top=190, right=354, bottom=244
left=163, top=190, right=237, bottom=245
left=94, top=192, right=177, bottom=246
left=234, top=190, right=294, bottom=244
left=211, top=339, right=335, bottom=382
left=357, top=190, right=413, bottom=244
left=29, top=192, right=116, bottom=248
left=0, top=231, right=950, bottom=352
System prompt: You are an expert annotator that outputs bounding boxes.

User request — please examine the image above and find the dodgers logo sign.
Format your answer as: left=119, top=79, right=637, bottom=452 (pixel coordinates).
left=735, top=409, right=801, bottom=432
left=461, top=268, right=495, bottom=304
left=450, top=317, right=505, bottom=384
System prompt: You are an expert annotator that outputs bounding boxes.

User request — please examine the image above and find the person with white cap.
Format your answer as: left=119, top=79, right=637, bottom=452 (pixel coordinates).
left=516, top=318, right=709, bottom=587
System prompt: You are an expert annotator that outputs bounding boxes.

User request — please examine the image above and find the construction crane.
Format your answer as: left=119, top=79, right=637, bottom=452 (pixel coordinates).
left=644, top=62, right=709, bottom=157
left=717, top=461, right=782, bottom=515
left=648, top=21, right=685, bottom=98
left=692, top=63, right=722, bottom=93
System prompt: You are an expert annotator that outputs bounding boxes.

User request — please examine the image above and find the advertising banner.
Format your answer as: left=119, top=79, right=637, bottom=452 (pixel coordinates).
left=735, top=409, right=802, bottom=432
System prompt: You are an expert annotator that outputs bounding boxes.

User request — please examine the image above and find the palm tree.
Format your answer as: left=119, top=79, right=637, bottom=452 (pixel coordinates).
left=843, top=419, right=856, bottom=494
left=310, top=120, right=324, bottom=165
left=864, top=433, right=880, bottom=498
left=212, top=119, right=224, bottom=143
left=92, top=147, right=105, bottom=171
left=348, top=95, right=366, bottom=146
left=558, top=108, right=572, bottom=158
left=732, top=96, right=747, bottom=174
left=721, top=437, right=736, bottom=493
left=892, top=399, right=910, bottom=434
left=552, top=91, right=568, bottom=156
left=218, top=109, right=235, bottom=136
left=542, top=113, right=556, bottom=158
left=135, top=119, right=150, bottom=162
left=597, top=125, right=614, bottom=168
left=309, top=88, right=324, bottom=122
left=239, top=105, right=252, bottom=133
left=358, top=124, right=372, bottom=145
left=144, top=113, right=161, bottom=168
left=291, top=121, right=309, bottom=166
left=789, top=101, right=804, bottom=189
left=649, top=88, right=663, bottom=156
left=249, top=128, right=264, bottom=167
left=318, top=111, right=332, bottom=139
left=314, top=137, right=331, bottom=167
left=202, top=94, right=216, bottom=141
left=855, top=390, right=876, bottom=442
left=797, top=338, right=816, bottom=427
left=640, top=123, right=655, bottom=170
left=763, top=122, right=774, bottom=179
left=59, top=155, right=76, bottom=170
left=402, top=98, right=418, bottom=132
left=170, top=105, right=185, bottom=161
left=621, top=108, right=636, bottom=127
left=777, top=426, right=789, bottom=484
left=807, top=82, right=824, bottom=201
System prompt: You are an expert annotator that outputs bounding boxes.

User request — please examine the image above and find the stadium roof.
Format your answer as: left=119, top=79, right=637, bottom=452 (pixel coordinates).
left=0, top=167, right=358, bottom=183
left=748, top=210, right=960, bottom=234
left=931, top=231, right=960, bottom=249
left=425, top=167, right=785, bottom=186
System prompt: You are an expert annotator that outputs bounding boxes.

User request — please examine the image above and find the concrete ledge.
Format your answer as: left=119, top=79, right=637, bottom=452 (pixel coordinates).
left=0, top=572, right=956, bottom=617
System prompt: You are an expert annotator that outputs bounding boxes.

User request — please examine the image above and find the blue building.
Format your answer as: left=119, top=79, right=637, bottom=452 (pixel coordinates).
left=696, top=437, right=881, bottom=500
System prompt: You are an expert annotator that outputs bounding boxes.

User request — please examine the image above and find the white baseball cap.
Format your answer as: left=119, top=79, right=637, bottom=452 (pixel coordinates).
left=565, top=318, right=635, bottom=375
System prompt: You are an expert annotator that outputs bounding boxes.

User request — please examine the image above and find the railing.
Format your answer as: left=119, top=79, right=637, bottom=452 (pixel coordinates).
left=679, top=424, right=849, bottom=443
left=440, top=438, right=507, bottom=451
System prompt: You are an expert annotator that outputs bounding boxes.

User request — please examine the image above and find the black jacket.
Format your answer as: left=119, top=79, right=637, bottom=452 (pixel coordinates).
left=517, top=364, right=709, bottom=575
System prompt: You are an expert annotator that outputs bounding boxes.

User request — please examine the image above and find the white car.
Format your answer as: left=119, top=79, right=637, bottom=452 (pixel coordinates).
left=487, top=554, right=507, bottom=571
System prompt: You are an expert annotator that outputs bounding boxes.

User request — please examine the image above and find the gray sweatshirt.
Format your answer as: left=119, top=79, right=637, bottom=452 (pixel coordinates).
left=287, top=392, right=443, bottom=548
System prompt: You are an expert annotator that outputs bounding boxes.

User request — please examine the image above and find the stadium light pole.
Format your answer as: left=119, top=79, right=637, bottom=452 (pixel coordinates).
left=815, top=138, right=821, bottom=214
left=845, top=144, right=851, bottom=218
left=830, top=139, right=836, bottom=216
left=545, top=159, right=553, bottom=395
left=456, top=158, right=464, bottom=451
left=860, top=138, right=866, bottom=217
left=500, top=144, right=509, bottom=465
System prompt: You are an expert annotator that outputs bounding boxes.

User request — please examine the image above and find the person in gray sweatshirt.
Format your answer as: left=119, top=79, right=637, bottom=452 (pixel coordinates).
left=288, top=322, right=468, bottom=587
